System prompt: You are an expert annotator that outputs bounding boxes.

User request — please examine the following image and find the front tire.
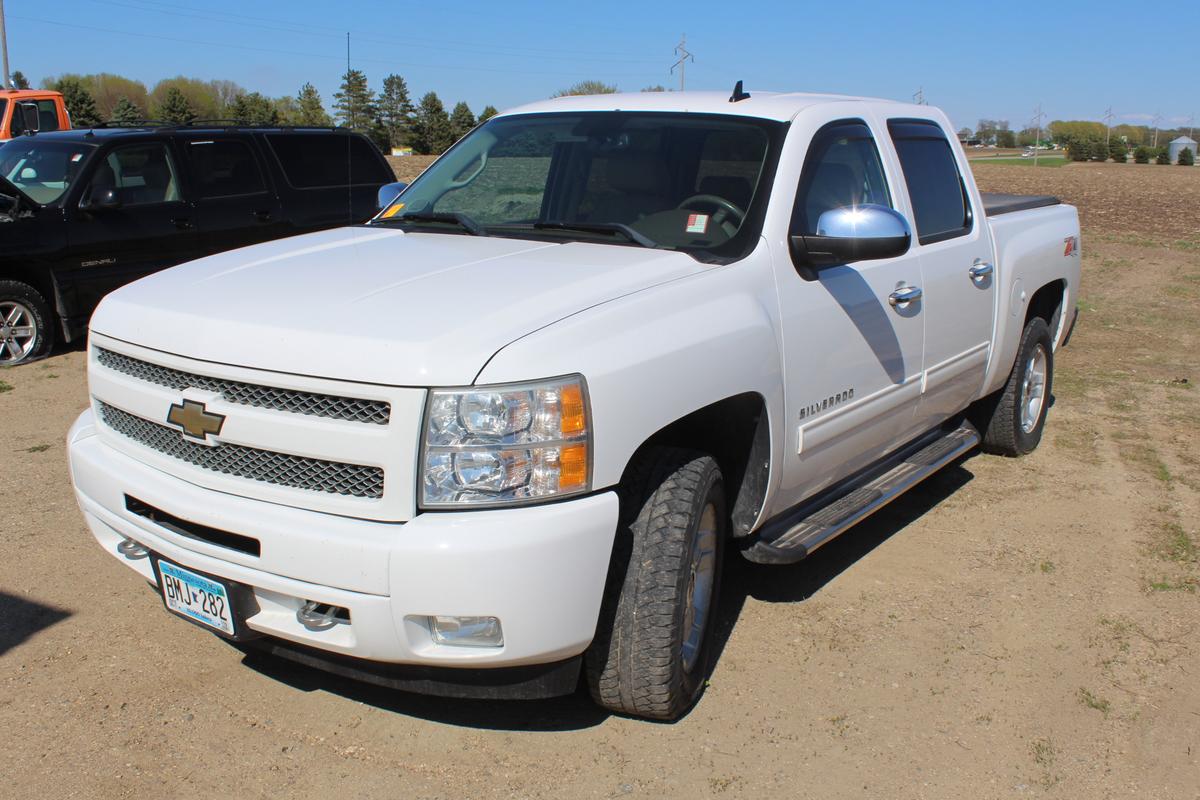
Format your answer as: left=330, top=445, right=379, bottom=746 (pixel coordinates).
left=980, top=316, right=1054, bottom=456
left=586, top=447, right=726, bottom=720
left=0, top=280, right=54, bottom=366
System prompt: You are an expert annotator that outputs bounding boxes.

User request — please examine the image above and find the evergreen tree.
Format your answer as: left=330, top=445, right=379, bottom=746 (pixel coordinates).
left=332, top=68, right=376, bottom=133
left=158, top=87, right=197, bottom=124
left=110, top=95, right=144, bottom=125
left=1176, top=147, right=1193, bottom=166
left=478, top=105, right=498, bottom=123
left=449, top=101, right=476, bottom=141
left=296, top=82, right=331, bottom=126
left=1133, top=145, right=1150, bottom=164
left=230, top=92, right=279, bottom=125
left=50, top=76, right=101, bottom=127
left=378, top=74, right=414, bottom=147
left=408, top=92, right=453, bottom=155
left=10, top=70, right=29, bottom=89
left=1155, top=148, right=1170, bottom=165
left=272, top=95, right=300, bottom=125
left=1108, top=139, right=1127, bottom=163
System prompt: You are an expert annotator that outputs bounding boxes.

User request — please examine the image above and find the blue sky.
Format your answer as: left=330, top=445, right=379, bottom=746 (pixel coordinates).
left=10, top=0, right=1198, bottom=131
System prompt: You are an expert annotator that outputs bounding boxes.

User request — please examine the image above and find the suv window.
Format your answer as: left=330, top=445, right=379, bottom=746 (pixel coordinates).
left=791, top=120, right=891, bottom=235
left=89, top=143, right=182, bottom=206
left=266, top=134, right=390, bottom=188
left=186, top=140, right=266, bottom=198
left=887, top=119, right=971, bottom=245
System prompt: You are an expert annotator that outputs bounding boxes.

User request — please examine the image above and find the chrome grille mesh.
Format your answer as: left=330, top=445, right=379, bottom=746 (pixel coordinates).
left=95, top=347, right=390, bottom=425
left=97, top=401, right=384, bottom=499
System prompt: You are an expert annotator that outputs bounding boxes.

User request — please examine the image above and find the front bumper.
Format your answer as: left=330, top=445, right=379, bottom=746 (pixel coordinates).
left=68, top=409, right=619, bottom=681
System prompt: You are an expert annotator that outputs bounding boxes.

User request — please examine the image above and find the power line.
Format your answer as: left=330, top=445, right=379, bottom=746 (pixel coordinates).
left=670, top=34, right=693, bottom=91
left=1103, top=106, right=1113, bottom=147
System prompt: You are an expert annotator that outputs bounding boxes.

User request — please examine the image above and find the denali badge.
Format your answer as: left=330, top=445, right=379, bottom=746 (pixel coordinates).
left=167, top=399, right=226, bottom=442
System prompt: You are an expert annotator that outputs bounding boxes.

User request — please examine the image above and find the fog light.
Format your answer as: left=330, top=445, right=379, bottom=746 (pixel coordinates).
left=429, top=615, right=503, bottom=647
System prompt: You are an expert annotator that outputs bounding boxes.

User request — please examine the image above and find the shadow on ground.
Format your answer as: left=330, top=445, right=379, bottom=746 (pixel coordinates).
left=0, top=591, right=71, bottom=657
left=237, top=461, right=977, bottom=730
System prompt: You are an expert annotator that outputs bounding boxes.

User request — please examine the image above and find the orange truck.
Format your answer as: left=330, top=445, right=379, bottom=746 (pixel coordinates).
left=0, top=89, right=70, bottom=139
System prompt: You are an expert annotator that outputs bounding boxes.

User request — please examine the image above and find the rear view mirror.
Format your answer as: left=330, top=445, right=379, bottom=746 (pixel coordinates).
left=17, top=102, right=40, bottom=135
left=790, top=205, right=911, bottom=271
left=81, top=186, right=121, bottom=211
left=376, top=181, right=408, bottom=210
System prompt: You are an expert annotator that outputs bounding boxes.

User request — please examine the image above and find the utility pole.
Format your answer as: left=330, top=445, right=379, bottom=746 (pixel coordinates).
left=1152, top=113, right=1162, bottom=148
left=913, top=87, right=925, bottom=105
left=1103, top=106, right=1114, bottom=147
left=1188, top=114, right=1195, bottom=140
left=670, top=34, right=693, bottom=92
left=0, top=0, right=11, bottom=91
left=1032, top=103, right=1045, bottom=166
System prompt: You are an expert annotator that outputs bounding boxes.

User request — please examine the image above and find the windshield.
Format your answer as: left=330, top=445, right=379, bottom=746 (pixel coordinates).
left=376, top=112, right=783, bottom=260
left=0, top=139, right=97, bottom=205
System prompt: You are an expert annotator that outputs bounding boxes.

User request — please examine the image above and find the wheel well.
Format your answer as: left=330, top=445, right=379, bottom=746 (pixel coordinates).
left=622, top=393, right=769, bottom=537
left=1025, top=279, right=1066, bottom=336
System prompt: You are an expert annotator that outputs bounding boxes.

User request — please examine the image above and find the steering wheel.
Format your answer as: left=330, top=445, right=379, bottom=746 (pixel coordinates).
left=676, top=193, right=747, bottom=229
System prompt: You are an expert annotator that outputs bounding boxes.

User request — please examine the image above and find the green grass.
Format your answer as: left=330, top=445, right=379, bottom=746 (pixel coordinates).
left=972, top=156, right=1068, bottom=167
left=1077, top=687, right=1111, bottom=715
left=0, top=380, right=11, bottom=393
left=25, top=444, right=50, bottom=453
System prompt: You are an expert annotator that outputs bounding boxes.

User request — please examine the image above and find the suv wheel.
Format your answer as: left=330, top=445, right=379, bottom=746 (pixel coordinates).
left=586, top=447, right=726, bottom=720
left=0, top=280, right=54, bottom=366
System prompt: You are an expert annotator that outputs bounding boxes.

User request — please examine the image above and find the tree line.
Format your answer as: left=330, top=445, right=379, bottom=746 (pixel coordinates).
left=960, top=117, right=1194, bottom=153
left=33, top=71, right=499, bottom=156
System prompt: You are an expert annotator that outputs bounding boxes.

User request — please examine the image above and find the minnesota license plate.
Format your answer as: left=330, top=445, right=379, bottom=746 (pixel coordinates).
left=157, top=559, right=235, bottom=636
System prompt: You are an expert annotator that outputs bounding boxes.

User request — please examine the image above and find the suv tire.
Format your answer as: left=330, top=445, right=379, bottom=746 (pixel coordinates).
left=586, top=447, right=726, bottom=720
left=0, top=280, right=54, bottom=366
left=981, top=316, right=1054, bottom=456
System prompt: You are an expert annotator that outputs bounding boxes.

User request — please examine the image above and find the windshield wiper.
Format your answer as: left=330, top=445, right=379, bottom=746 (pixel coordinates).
left=530, top=221, right=657, bottom=248
left=378, top=211, right=483, bottom=235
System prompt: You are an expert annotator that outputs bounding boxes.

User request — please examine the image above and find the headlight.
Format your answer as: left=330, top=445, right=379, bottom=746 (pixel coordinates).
left=420, top=375, right=591, bottom=508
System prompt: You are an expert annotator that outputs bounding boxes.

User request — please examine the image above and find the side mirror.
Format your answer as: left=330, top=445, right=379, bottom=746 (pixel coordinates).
left=18, top=102, right=40, bottom=135
left=376, top=181, right=408, bottom=210
left=81, top=186, right=121, bottom=211
left=789, top=205, right=911, bottom=271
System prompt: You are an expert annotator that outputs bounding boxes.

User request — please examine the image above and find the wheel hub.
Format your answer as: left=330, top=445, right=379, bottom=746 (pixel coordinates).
left=681, top=502, right=718, bottom=674
left=1019, top=343, right=1048, bottom=434
left=0, top=300, right=38, bottom=364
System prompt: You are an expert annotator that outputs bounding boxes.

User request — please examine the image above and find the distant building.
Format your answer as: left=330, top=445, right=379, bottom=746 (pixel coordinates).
left=1168, top=136, right=1197, bottom=164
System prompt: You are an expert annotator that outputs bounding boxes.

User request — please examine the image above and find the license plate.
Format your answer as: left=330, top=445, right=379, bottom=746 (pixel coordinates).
left=157, top=559, right=235, bottom=636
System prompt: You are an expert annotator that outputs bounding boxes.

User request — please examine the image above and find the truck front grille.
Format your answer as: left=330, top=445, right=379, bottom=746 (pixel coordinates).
left=97, top=401, right=385, bottom=499
left=95, top=347, right=390, bottom=425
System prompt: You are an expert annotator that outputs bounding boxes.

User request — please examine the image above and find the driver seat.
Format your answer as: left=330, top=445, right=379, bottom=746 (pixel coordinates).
left=586, top=152, right=670, bottom=223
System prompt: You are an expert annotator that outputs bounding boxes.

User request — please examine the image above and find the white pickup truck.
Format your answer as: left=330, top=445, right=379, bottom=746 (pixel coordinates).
left=68, top=89, right=1080, bottom=720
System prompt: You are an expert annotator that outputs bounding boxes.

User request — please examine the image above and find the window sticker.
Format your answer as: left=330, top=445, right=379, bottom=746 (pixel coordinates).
left=685, top=213, right=709, bottom=234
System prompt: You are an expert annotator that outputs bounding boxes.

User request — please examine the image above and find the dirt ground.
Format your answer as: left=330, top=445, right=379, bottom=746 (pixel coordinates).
left=1, top=162, right=1197, bottom=799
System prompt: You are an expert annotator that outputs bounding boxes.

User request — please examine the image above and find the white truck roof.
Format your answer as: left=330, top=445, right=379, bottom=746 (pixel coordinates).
left=500, top=90, right=908, bottom=122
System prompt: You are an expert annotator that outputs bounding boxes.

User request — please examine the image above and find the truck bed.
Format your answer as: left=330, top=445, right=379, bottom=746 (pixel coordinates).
left=980, top=192, right=1061, bottom=216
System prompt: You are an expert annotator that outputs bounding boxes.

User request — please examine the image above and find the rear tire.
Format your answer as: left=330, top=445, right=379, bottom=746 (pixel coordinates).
left=0, top=280, right=54, bottom=366
left=980, top=316, right=1053, bottom=456
left=585, top=447, right=726, bottom=720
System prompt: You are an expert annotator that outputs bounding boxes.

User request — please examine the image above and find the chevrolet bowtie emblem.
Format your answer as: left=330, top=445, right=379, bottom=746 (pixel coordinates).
left=166, top=399, right=226, bottom=442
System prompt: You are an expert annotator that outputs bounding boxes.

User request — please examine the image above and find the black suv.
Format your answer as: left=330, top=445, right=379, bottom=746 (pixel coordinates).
left=0, top=124, right=397, bottom=364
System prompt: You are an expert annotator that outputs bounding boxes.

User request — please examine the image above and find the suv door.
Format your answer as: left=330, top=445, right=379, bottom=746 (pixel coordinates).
left=180, top=136, right=286, bottom=255
left=886, top=119, right=995, bottom=428
left=772, top=118, right=925, bottom=506
left=61, top=140, right=200, bottom=317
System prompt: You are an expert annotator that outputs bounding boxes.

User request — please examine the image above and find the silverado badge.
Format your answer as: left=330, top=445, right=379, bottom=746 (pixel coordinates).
left=167, top=399, right=225, bottom=442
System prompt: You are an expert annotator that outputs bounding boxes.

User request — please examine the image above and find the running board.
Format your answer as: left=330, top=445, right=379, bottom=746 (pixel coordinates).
left=743, top=422, right=980, bottom=565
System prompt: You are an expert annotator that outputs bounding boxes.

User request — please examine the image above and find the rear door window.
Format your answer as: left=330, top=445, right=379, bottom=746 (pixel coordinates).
left=791, top=119, right=892, bottom=235
left=887, top=120, right=972, bottom=245
left=266, top=134, right=390, bottom=188
left=185, top=139, right=267, bottom=198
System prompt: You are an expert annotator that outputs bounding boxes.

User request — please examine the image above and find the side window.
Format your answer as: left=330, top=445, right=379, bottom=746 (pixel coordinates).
left=887, top=120, right=971, bottom=245
left=266, top=134, right=391, bottom=188
left=792, top=120, right=891, bottom=235
left=185, top=140, right=266, bottom=198
left=37, top=100, right=61, bottom=133
left=88, top=143, right=182, bottom=207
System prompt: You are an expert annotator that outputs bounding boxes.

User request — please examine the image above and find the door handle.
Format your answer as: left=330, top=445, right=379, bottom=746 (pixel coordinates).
left=969, top=261, right=994, bottom=281
left=252, top=210, right=273, bottom=223
left=888, top=285, right=923, bottom=308
left=170, top=217, right=194, bottom=230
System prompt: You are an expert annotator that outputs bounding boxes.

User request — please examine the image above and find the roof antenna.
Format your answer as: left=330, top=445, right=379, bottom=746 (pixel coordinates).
left=729, top=80, right=750, bottom=103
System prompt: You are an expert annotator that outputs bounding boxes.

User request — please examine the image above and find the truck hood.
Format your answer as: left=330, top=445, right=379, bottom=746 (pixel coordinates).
left=90, top=226, right=706, bottom=385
